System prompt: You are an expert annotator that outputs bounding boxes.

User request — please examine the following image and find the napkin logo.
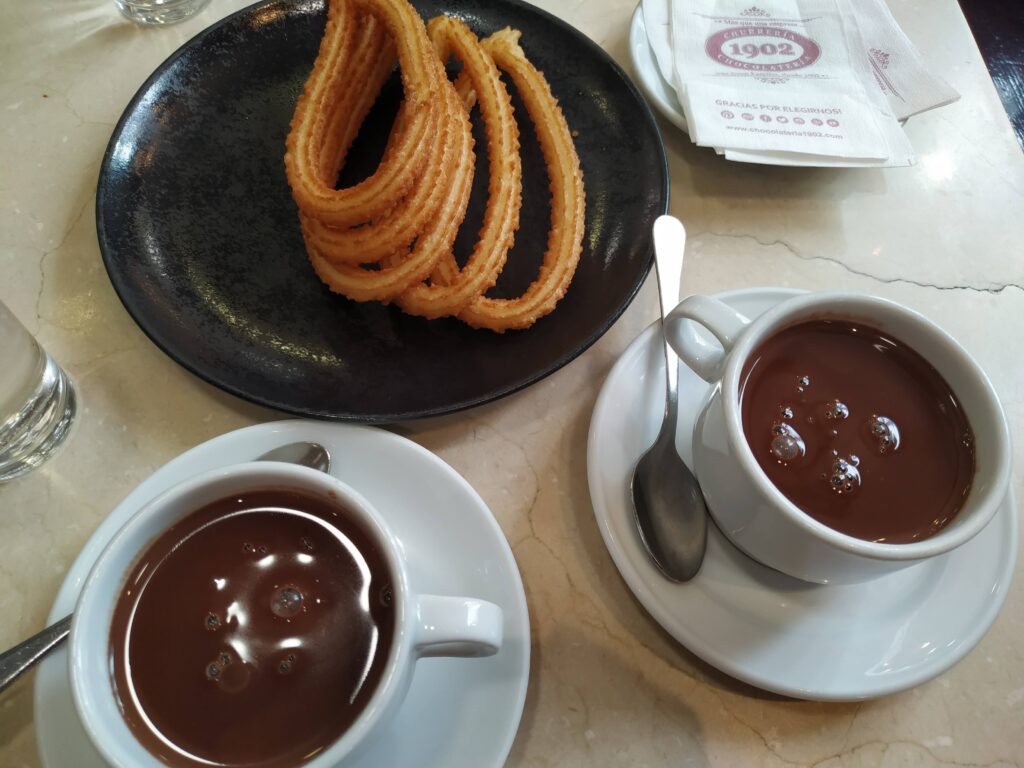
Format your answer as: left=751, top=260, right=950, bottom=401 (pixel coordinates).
left=868, top=47, right=902, bottom=100
left=740, top=6, right=770, bottom=17
left=705, top=26, right=821, bottom=71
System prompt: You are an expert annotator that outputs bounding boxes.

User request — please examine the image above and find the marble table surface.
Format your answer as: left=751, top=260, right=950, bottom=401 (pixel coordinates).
left=1, top=0, right=1022, bottom=766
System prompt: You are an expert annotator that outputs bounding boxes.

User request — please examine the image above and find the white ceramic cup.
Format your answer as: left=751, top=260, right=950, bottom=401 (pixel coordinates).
left=70, top=461, right=504, bottom=768
left=666, top=292, right=1012, bottom=584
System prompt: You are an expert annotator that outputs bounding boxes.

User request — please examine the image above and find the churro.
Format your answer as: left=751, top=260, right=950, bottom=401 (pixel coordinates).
left=284, top=0, right=585, bottom=331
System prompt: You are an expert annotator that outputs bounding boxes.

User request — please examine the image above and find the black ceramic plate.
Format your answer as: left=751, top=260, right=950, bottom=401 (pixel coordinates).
left=97, top=0, right=668, bottom=422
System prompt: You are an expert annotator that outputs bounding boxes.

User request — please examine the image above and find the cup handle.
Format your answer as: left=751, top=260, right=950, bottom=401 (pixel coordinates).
left=665, top=295, right=751, bottom=382
left=413, top=595, right=503, bottom=658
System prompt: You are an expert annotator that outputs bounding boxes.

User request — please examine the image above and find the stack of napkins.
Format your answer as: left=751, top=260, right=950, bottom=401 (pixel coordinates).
left=641, top=0, right=959, bottom=167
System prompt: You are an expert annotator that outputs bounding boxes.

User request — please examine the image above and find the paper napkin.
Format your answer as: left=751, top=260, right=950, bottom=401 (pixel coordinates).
left=640, top=0, right=959, bottom=167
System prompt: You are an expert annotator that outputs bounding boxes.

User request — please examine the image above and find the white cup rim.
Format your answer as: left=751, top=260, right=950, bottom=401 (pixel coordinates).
left=69, top=461, right=413, bottom=768
left=716, top=292, right=1012, bottom=561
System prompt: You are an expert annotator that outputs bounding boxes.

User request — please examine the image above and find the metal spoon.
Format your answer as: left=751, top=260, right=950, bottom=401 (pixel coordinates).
left=257, top=441, right=331, bottom=473
left=630, top=215, right=708, bottom=582
left=0, top=441, right=332, bottom=695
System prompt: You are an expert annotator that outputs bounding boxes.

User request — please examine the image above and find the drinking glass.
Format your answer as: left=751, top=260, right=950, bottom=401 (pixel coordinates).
left=114, top=0, right=211, bottom=25
left=0, top=301, right=77, bottom=482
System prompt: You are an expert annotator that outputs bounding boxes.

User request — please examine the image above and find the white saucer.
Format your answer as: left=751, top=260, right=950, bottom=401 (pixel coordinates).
left=629, top=3, right=689, bottom=134
left=587, top=287, right=1018, bottom=701
left=35, top=421, right=530, bottom=767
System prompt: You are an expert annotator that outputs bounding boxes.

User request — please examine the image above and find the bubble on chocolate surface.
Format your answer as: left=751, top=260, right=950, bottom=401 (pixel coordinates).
left=825, top=400, right=849, bottom=420
left=243, top=542, right=256, bottom=554
left=205, top=612, right=221, bottom=631
left=219, top=652, right=231, bottom=666
left=300, top=536, right=314, bottom=551
left=258, top=545, right=269, bottom=555
left=769, top=423, right=806, bottom=463
left=827, top=457, right=862, bottom=495
left=206, top=662, right=221, bottom=680
left=217, top=659, right=252, bottom=693
left=271, top=586, right=304, bottom=619
left=868, top=415, right=901, bottom=453
left=780, top=405, right=794, bottom=420
left=796, top=374, right=810, bottom=393
left=379, top=585, right=393, bottom=607
left=278, top=660, right=292, bottom=674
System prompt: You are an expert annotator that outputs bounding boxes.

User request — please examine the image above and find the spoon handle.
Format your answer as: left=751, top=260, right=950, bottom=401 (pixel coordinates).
left=652, top=216, right=687, bottom=426
left=0, top=614, right=71, bottom=694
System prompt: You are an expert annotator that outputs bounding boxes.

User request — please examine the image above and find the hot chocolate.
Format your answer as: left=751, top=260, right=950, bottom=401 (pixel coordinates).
left=109, top=488, right=395, bottom=768
left=739, top=319, right=975, bottom=543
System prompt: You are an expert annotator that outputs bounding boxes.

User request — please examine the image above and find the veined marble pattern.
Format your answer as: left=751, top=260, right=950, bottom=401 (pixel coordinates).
left=1, top=0, right=1022, bottom=767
